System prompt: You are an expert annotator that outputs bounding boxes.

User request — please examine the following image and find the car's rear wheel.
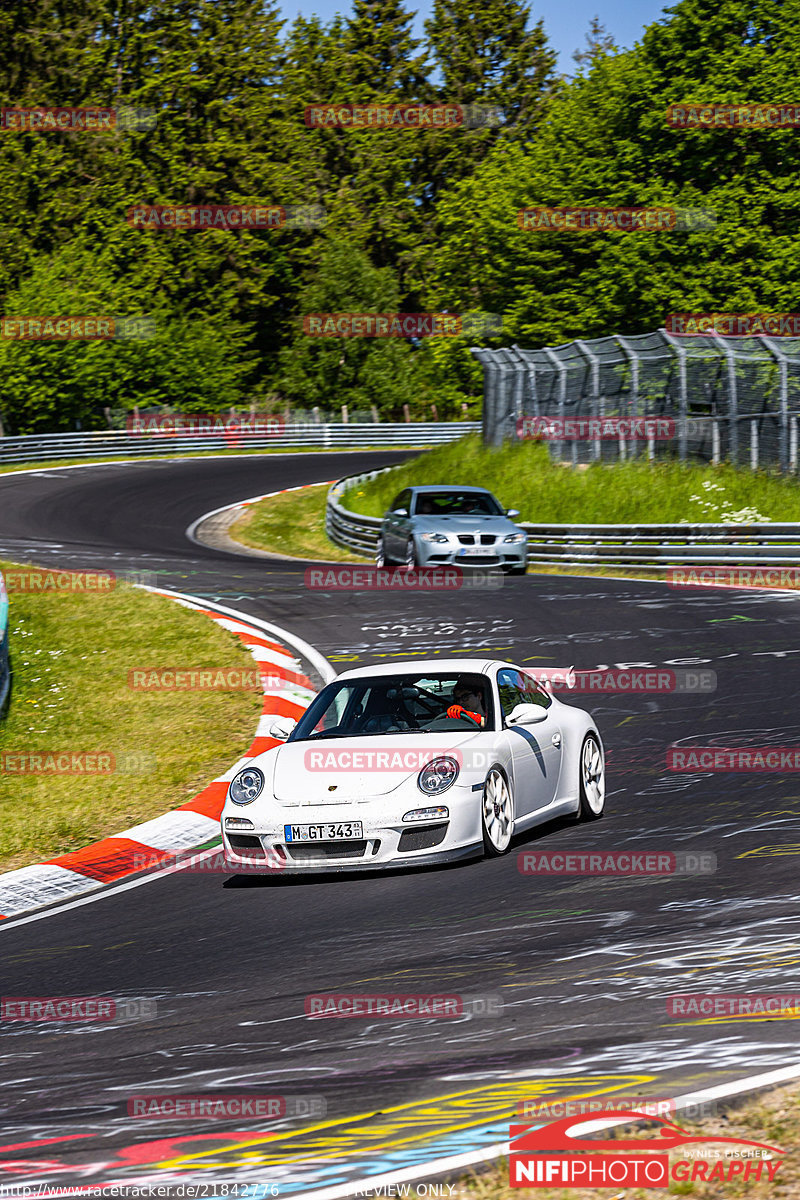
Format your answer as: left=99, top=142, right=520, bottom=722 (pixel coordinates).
left=577, top=733, right=605, bottom=820
left=405, top=537, right=418, bottom=571
left=482, top=766, right=514, bottom=855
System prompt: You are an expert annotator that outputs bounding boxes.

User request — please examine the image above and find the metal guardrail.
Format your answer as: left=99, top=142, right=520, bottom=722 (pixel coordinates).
left=0, top=422, right=480, bottom=465
left=326, top=471, right=800, bottom=569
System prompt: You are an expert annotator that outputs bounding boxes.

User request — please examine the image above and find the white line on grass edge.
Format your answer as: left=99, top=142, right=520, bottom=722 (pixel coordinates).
left=0, top=592, right=334, bottom=933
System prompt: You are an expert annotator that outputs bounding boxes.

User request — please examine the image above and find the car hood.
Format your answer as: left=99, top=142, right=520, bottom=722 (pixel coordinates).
left=412, top=515, right=517, bottom=533
left=271, top=732, right=483, bottom=805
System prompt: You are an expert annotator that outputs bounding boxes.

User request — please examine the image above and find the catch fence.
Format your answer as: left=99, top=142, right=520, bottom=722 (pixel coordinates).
left=473, top=329, right=800, bottom=470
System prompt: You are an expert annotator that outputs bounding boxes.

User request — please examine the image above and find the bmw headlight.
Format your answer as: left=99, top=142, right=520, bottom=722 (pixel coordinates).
left=420, top=532, right=449, bottom=543
left=503, top=532, right=527, bottom=543
left=229, top=766, right=265, bottom=805
left=418, top=756, right=459, bottom=795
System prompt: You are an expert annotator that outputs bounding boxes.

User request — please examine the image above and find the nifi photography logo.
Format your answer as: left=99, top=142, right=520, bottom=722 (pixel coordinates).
left=509, top=1112, right=784, bottom=1188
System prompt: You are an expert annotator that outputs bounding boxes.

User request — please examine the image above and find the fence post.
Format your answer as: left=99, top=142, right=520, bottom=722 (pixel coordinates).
left=712, top=420, right=721, bottom=465
left=371, top=405, right=379, bottom=423
left=762, top=336, right=789, bottom=471
left=403, top=404, right=411, bottom=423
left=313, top=406, right=320, bottom=424
left=750, top=419, right=758, bottom=470
left=791, top=417, right=798, bottom=473
left=543, top=348, right=567, bottom=464
left=341, top=405, right=349, bottom=424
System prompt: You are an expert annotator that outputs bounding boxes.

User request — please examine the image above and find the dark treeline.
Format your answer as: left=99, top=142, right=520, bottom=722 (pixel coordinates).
left=1, top=0, right=799, bottom=432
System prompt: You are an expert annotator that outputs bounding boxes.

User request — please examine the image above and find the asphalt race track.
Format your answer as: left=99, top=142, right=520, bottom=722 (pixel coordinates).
left=1, top=452, right=800, bottom=1193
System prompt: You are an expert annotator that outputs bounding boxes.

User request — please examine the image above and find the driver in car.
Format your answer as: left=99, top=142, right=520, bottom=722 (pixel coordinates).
left=446, top=677, right=486, bottom=728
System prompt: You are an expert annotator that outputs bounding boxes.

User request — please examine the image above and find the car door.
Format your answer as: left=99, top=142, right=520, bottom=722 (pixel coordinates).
left=495, top=668, right=562, bottom=817
left=384, top=489, right=412, bottom=559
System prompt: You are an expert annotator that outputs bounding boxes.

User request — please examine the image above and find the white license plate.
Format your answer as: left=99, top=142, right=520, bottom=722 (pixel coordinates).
left=285, top=822, right=363, bottom=842
left=458, top=546, right=491, bottom=556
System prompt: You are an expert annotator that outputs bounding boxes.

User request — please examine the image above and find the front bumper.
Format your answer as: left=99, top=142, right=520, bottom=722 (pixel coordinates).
left=221, top=793, right=482, bottom=874
left=416, top=542, right=527, bottom=570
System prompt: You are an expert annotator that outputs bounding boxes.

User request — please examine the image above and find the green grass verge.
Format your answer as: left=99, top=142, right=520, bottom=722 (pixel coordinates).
left=342, top=435, right=800, bottom=524
left=0, top=564, right=263, bottom=872
left=229, top=484, right=364, bottom=562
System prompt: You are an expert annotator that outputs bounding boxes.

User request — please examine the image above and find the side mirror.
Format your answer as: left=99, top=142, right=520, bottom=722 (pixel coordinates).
left=269, top=717, right=296, bottom=740
left=506, top=508, right=520, bottom=519
left=392, top=507, right=409, bottom=517
left=506, top=702, right=548, bottom=726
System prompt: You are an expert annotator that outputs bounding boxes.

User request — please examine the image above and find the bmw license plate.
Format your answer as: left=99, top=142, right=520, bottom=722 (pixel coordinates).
left=285, top=822, right=363, bottom=842
left=458, top=547, right=489, bottom=556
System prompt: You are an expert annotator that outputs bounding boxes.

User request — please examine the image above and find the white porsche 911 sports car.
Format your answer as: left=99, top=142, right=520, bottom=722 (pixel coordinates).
left=221, top=659, right=604, bottom=874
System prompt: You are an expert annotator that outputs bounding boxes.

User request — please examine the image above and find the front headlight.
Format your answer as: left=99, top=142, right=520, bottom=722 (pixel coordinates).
left=418, top=756, right=459, bottom=795
left=229, top=766, right=265, bottom=805
left=420, top=532, right=449, bottom=543
left=504, top=532, right=527, bottom=544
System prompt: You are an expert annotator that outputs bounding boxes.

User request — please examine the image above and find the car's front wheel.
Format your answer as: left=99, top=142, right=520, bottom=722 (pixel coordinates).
left=376, top=535, right=390, bottom=568
left=482, top=766, right=514, bottom=855
left=577, top=732, right=605, bottom=820
left=405, top=537, right=418, bottom=571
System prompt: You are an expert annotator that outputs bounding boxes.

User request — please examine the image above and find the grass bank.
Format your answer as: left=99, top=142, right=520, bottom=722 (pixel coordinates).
left=341, top=435, right=800, bottom=524
left=229, top=483, right=363, bottom=562
left=0, top=564, right=262, bottom=872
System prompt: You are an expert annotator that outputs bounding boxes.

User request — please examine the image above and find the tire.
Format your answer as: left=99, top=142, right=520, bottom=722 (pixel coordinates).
left=577, top=732, right=605, bottom=820
left=376, top=535, right=390, bottom=568
left=405, top=537, right=418, bottom=571
left=481, top=766, right=514, bottom=856
left=507, top=564, right=527, bottom=576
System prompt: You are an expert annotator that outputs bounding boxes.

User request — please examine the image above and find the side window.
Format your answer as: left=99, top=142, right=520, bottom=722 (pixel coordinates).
left=522, top=673, right=551, bottom=709
left=391, top=489, right=411, bottom=513
left=497, top=668, right=551, bottom=718
left=497, top=669, right=529, bottom=719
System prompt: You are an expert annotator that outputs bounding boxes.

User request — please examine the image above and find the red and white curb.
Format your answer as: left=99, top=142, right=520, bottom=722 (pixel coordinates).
left=0, top=589, right=333, bottom=921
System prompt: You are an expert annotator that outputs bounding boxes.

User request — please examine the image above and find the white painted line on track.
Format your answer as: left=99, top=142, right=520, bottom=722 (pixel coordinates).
left=290, top=1061, right=800, bottom=1200
left=142, top=587, right=337, bottom=683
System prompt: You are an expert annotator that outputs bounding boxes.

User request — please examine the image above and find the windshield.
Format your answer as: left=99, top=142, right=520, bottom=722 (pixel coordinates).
left=412, top=491, right=503, bottom=517
left=290, top=673, right=494, bottom=739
